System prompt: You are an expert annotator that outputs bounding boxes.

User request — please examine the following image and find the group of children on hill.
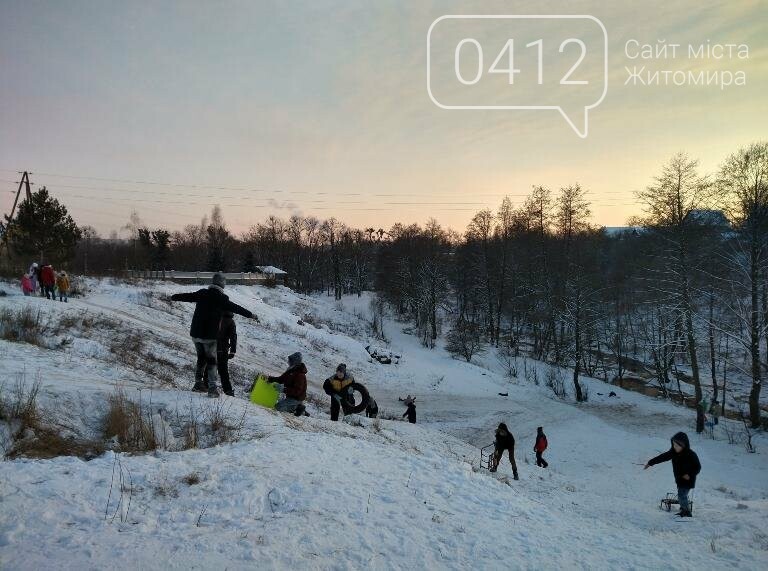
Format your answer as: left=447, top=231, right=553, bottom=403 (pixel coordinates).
left=22, top=262, right=70, bottom=301
left=171, top=273, right=394, bottom=419
left=171, top=273, right=702, bottom=517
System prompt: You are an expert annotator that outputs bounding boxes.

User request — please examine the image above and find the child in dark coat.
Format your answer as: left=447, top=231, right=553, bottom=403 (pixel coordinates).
left=403, top=401, right=416, bottom=423
left=366, top=398, right=379, bottom=418
left=490, top=423, right=519, bottom=480
left=207, top=311, right=237, bottom=396
left=534, top=427, right=548, bottom=468
left=171, top=273, right=257, bottom=398
left=645, top=431, right=701, bottom=517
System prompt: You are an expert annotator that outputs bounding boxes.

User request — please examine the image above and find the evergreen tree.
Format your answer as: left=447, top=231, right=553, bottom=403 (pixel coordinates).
left=151, top=229, right=171, bottom=270
left=206, top=225, right=230, bottom=271
left=242, top=250, right=256, bottom=272
left=205, top=206, right=230, bottom=271
left=5, top=187, right=82, bottom=263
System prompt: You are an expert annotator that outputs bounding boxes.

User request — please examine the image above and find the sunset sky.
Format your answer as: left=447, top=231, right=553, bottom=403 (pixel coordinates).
left=1, top=0, right=766, bottom=237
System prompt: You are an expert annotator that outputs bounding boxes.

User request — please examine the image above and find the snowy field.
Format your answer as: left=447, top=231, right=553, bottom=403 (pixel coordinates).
left=0, top=279, right=766, bottom=570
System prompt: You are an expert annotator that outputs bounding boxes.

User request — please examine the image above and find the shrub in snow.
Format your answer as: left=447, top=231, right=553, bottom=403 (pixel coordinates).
left=1, top=376, right=103, bottom=459
left=202, top=399, right=247, bottom=446
left=497, top=345, right=519, bottom=380
left=545, top=368, right=567, bottom=399
left=445, top=318, right=485, bottom=363
left=0, top=306, right=45, bottom=346
left=523, top=361, right=540, bottom=386
left=103, top=389, right=160, bottom=453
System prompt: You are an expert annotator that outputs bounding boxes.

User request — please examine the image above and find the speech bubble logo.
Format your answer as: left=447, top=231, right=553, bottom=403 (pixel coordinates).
left=427, top=15, right=608, bottom=138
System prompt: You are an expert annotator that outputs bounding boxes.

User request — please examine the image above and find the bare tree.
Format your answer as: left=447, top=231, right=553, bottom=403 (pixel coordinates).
left=556, top=184, right=595, bottom=402
left=446, top=316, right=485, bottom=362
left=718, top=142, right=768, bottom=428
left=636, top=153, right=712, bottom=432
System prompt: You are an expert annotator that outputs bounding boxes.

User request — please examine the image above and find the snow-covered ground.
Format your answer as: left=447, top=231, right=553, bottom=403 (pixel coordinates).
left=0, top=279, right=766, bottom=570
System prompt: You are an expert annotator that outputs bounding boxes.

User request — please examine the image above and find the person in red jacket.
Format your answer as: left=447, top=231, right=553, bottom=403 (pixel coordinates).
left=40, top=264, right=56, bottom=300
left=534, top=426, right=549, bottom=468
left=21, top=273, right=34, bottom=296
left=268, top=352, right=308, bottom=416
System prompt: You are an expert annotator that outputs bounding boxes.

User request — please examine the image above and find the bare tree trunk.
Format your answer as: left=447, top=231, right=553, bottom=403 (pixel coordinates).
left=748, top=239, right=762, bottom=428
left=708, top=292, right=718, bottom=406
left=680, top=250, right=704, bottom=432
left=496, top=242, right=507, bottom=347
left=431, top=283, right=438, bottom=342
left=573, top=288, right=584, bottom=401
left=721, top=334, right=729, bottom=418
left=615, top=298, right=625, bottom=381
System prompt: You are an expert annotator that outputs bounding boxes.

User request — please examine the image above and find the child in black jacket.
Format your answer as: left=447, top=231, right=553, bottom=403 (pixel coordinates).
left=171, top=273, right=257, bottom=397
left=490, top=423, right=519, bottom=480
left=645, top=431, right=701, bottom=517
left=403, top=401, right=416, bottom=423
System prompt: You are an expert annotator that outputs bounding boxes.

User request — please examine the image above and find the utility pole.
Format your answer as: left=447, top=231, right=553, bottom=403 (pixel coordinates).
left=8, top=171, right=33, bottom=223
left=2, top=171, right=34, bottom=263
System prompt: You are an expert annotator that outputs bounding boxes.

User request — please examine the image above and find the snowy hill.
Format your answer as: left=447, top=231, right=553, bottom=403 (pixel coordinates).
left=0, top=279, right=766, bottom=570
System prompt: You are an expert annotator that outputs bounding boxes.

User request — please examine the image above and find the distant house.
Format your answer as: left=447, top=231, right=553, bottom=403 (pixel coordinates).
left=603, top=226, right=644, bottom=238
left=255, top=266, right=288, bottom=284
left=604, top=210, right=731, bottom=239
left=684, top=209, right=730, bottom=228
left=125, top=266, right=288, bottom=285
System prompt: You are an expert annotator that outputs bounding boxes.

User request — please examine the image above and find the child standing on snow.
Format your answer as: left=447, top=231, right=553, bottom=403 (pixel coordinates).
left=40, top=264, right=56, bottom=300
left=534, top=426, right=549, bottom=468
left=644, top=431, right=701, bottom=517
left=323, top=363, right=354, bottom=421
left=28, top=263, right=39, bottom=295
left=21, top=273, right=34, bottom=296
left=366, top=398, right=379, bottom=418
left=214, top=311, right=238, bottom=396
left=490, top=422, right=519, bottom=480
left=171, top=273, right=259, bottom=398
left=403, top=401, right=416, bottom=424
left=56, top=271, right=70, bottom=302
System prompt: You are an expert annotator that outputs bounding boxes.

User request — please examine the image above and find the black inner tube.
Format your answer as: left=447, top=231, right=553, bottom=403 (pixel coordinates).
left=342, top=382, right=370, bottom=415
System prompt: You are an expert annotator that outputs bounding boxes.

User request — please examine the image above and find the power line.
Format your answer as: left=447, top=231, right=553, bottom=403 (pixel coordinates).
left=37, top=191, right=486, bottom=210
left=0, top=167, right=638, bottom=201
left=1, top=169, right=642, bottom=234
left=2, top=183, right=642, bottom=210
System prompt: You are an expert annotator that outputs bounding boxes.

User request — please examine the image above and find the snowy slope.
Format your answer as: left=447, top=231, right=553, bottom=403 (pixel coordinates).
left=0, top=279, right=767, bottom=570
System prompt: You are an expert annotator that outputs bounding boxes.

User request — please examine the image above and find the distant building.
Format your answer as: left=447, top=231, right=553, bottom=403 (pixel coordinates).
left=603, top=210, right=731, bottom=239
left=603, top=226, right=644, bottom=238
left=255, top=265, right=288, bottom=284
left=684, top=209, right=730, bottom=228
left=125, top=266, right=288, bottom=285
